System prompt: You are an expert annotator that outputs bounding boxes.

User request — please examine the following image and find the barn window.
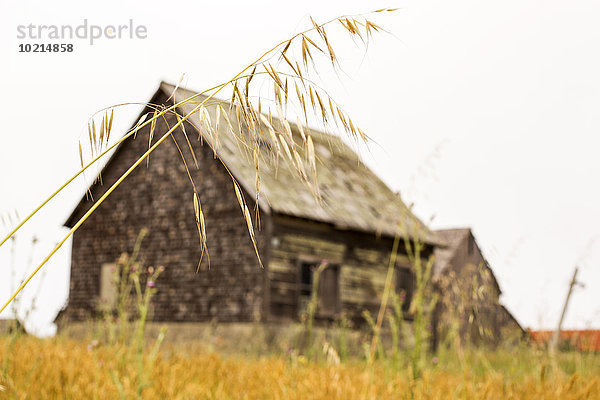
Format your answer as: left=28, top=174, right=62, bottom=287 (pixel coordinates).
left=300, top=263, right=313, bottom=296
left=396, top=266, right=415, bottom=312
left=99, top=263, right=117, bottom=310
left=299, top=261, right=340, bottom=317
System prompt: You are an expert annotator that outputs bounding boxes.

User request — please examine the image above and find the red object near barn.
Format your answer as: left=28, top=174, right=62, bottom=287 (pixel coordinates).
left=531, top=330, right=600, bottom=352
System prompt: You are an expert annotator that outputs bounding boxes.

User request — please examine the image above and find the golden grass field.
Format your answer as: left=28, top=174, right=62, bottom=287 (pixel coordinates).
left=2, top=7, right=598, bottom=399
left=0, top=335, right=598, bottom=399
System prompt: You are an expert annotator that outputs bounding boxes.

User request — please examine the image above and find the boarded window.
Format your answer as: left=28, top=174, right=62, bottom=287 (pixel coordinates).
left=99, top=263, right=117, bottom=310
left=318, top=265, right=340, bottom=316
left=299, top=261, right=340, bottom=317
left=396, top=266, right=415, bottom=312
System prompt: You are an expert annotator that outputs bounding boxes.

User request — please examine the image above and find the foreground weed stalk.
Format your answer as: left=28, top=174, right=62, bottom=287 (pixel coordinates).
left=0, top=9, right=397, bottom=314
left=403, top=230, right=438, bottom=379
left=368, top=232, right=401, bottom=364
left=386, top=291, right=405, bottom=369
left=97, top=230, right=167, bottom=398
left=303, top=261, right=328, bottom=359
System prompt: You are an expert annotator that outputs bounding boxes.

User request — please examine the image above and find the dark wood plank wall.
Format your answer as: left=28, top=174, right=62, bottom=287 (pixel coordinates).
left=267, top=215, right=429, bottom=325
left=61, top=94, right=268, bottom=323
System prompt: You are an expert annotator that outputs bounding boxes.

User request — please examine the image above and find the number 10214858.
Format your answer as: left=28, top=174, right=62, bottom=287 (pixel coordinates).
left=18, top=43, right=74, bottom=53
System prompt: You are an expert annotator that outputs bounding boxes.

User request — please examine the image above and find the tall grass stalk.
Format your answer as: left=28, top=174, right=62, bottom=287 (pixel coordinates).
left=368, top=231, right=401, bottom=364
left=98, top=230, right=167, bottom=398
left=302, top=261, right=328, bottom=359
left=0, top=9, right=396, bottom=315
left=403, top=231, right=438, bottom=378
left=386, top=291, right=405, bottom=369
left=366, top=222, right=438, bottom=376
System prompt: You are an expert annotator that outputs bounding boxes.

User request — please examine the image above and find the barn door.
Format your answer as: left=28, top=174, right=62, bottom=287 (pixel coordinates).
left=317, top=265, right=340, bottom=317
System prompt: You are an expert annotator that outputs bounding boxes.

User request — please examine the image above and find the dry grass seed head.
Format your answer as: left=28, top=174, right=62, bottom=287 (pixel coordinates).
left=242, top=204, right=262, bottom=267
left=296, top=117, right=307, bottom=142
left=78, top=141, right=84, bottom=168
left=175, top=112, right=199, bottom=167
left=303, top=34, right=324, bottom=54
left=309, top=86, right=316, bottom=110
left=193, top=191, right=208, bottom=271
left=278, top=133, right=293, bottom=161
left=87, top=123, right=93, bottom=154
left=295, top=61, right=304, bottom=81
left=292, top=148, right=307, bottom=180
left=322, top=28, right=337, bottom=66
left=282, top=53, right=298, bottom=76
left=233, top=181, right=245, bottom=213
left=282, top=120, right=294, bottom=145
left=107, top=109, right=114, bottom=142
left=315, top=91, right=327, bottom=123
left=219, top=105, right=235, bottom=135
left=307, top=136, right=316, bottom=171
left=99, top=114, right=105, bottom=146
left=91, top=119, right=97, bottom=150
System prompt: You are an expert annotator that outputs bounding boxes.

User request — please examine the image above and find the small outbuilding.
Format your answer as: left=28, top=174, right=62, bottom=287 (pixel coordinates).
left=433, top=228, right=524, bottom=347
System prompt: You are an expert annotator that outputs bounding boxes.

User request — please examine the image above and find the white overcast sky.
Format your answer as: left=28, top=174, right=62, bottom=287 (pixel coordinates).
left=0, top=0, right=599, bottom=336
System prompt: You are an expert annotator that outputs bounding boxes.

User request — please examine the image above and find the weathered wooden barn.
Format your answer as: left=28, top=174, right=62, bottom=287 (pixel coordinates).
left=57, top=82, right=440, bottom=328
left=432, top=228, right=524, bottom=347
left=56, top=82, right=524, bottom=349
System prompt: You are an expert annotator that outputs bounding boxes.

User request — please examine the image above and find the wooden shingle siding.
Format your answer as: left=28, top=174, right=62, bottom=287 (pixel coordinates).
left=62, top=91, right=268, bottom=323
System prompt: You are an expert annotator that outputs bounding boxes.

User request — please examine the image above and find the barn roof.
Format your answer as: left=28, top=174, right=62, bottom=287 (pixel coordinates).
left=433, top=228, right=501, bottom=293
left=433, top=228, right=471, bottom=277
left=66, top=81, right=438, bottom=243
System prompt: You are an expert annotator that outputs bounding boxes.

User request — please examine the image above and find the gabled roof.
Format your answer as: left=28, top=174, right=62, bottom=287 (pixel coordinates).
left=67, top=81, right=437, bottom=243
left=433, top=228, right=472, bottom=277
left=433, top=228, right=501, bottom=293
